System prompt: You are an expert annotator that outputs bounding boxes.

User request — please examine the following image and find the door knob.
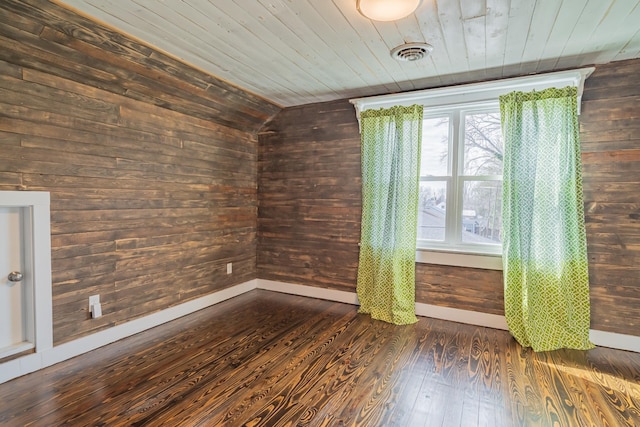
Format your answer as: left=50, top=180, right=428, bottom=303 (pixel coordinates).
left=8, top=271, right=23, bottom=282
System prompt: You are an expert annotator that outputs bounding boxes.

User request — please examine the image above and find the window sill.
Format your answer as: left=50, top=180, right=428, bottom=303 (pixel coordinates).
left=415, top=248, right=502, bottom=270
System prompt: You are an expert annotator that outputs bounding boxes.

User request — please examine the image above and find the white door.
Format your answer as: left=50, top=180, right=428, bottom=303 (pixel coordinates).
left=0, top=206, right=33, bottom=357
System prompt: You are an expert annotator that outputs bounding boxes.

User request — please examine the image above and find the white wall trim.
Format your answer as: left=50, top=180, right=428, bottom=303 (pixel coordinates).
left=0, top=280, right=257, bottom=384
left=416, top=249, right=503, bottom=270
left=257, top=279, right=507, bottom=329
left=350, top=67, right=595, bottom=125
left=0, top=191, right=53, bottom=356
left=257, top=279, right=359, bottom=305
left=589, top=329, right=640, bottom=353
left=414, top=302, right=508, bottom=330
left=255, top=279, right=639, bottom=353
left=2, top=278, right=637, bottom=384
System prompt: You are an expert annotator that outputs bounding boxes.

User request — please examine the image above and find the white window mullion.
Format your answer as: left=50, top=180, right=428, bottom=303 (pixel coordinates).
left=448, top=111, right=462, bottom=245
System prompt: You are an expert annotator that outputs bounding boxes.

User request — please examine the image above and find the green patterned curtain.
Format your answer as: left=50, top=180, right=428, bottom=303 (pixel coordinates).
left=500, top=87, right=593, bottom=351
left=357, top=105, right=423, bottom=325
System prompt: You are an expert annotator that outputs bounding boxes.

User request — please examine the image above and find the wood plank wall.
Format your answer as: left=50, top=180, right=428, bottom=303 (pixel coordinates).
left=580, top=59, right=640, bottom=334
left=258, top=101, right=362, bottom=291
left=257, top=59, right=640, bottom=336
left=0, top=0, right=280, bottom=344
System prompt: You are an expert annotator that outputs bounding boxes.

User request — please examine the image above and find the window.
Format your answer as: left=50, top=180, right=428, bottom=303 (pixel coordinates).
left=350, top=68, right=594, bottom=269
left=417, top=104, right=503, bottom=256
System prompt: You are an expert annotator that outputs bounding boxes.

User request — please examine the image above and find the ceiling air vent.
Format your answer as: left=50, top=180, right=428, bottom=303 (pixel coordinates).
left=390, top=42, right=433, bottom=62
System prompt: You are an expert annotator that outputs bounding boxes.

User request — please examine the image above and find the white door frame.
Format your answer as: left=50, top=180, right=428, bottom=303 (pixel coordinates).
left=0, top=191, right=52, bottom=355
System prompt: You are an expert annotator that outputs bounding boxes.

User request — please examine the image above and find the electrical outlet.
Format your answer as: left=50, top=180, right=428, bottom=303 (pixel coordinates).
left=89, top=294, right=102, bottom=318
left=91, top=302, right=102, bottom=318
left=226, top=262, right=232, bottom=274
left=89, top=294, right=100, bottom=306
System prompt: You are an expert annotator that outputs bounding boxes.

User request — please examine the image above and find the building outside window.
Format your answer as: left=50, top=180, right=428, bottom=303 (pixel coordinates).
left=417, top=104, right=503, bottom=256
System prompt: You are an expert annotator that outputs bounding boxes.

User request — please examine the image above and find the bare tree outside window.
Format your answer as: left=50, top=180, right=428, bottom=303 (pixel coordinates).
left=462, top=112, right=503, bottom=244
left=418, top=111, right=503, bottom=247
left=463, top=112, right=503, bottom=175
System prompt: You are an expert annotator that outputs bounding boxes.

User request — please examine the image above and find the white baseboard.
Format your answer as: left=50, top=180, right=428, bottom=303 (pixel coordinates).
left=414, top=302, right=509, bottom=330
left=2, top=278, right=637, bottom=384
left=257, top=279, right=359, bottom=305
left=0, top=280, right=257, bottom=384
left=256, top=279, right=640, bottom=354
left=257, top=279, right=508, bottom=330
left=589, top=329, right=640, bottom=353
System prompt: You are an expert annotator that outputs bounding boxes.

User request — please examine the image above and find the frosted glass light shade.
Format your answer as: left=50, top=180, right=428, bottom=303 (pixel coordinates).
left=356, top=0, right=421, bottom=21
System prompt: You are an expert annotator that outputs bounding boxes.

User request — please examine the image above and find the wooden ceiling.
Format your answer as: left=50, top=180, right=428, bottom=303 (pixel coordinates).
left=56, top=0, right=640, bottom=107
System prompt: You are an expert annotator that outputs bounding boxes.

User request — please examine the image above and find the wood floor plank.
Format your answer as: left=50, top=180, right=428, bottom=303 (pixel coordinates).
left=0, top=290, right=639, bottom=426
left=373, top=328, right=432, bottom=427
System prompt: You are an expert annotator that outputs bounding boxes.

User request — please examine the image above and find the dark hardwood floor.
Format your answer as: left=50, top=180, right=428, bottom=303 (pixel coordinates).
left=0, top=290, right=639, bottom=426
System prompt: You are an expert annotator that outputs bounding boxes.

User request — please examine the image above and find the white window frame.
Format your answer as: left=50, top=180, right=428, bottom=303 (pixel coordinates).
left=350, top=68, right=594, bottom=270
left=418, top=102, right=503, bottom=261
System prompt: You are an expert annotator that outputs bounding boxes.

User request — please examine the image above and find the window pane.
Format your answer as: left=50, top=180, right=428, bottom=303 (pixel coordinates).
left=461, top=181, right=502, bottom=244
left=418, top=181, right=447, bottom=241
left=421, top=117, right=449, bottom=176
left=463, top=112, right=503, bottom=176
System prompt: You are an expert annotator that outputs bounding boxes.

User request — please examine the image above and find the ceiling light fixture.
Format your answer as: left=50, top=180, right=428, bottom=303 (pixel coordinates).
left=356, top=0, right=422, bottom=22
